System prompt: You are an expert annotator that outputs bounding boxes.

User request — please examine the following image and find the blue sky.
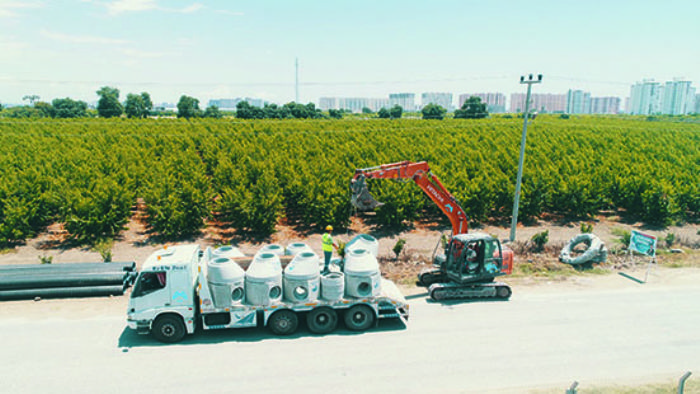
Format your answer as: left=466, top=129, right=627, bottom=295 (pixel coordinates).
left=1, top=0, right=698, bottom=106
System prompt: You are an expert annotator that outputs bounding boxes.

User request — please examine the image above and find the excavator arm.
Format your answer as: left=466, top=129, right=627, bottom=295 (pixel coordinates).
left=351, top=161, right=469, bottom=235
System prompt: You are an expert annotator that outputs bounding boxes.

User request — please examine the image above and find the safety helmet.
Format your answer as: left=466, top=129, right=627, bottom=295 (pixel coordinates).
left=325, top=225, right=333, bottom=231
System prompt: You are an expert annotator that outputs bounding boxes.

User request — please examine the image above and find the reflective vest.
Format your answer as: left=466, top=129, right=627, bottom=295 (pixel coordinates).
left=322, top=233, right=334, bottom=252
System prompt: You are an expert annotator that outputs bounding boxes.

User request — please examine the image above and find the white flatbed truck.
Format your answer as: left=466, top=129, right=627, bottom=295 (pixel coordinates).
left=126, top=244, right=409, bottom=343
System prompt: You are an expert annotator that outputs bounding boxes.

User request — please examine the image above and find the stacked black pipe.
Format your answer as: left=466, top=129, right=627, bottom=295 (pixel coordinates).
left=0, top=262, right=137, bottom=301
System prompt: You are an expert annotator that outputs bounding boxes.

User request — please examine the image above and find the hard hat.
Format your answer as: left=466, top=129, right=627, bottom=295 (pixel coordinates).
left=325, top=225, right=333, bottom=231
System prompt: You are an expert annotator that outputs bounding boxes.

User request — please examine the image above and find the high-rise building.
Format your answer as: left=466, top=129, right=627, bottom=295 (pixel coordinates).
left=458, top=93, right=506, bottom=113
left=209, top=98, right=267, bottom=110
left=566, top=90, right=591, bottom=114
left=318, top=97, right=338, bottom=111
left=318, top=97, right=390, bottom=113
left=338, top=98, right=369, bottom=113
left=367, top=98, right=391, bottom=111
left=661, top=78, right=696, bottom=115
left=509, top=93, right=567, bottom=113
left=628, top=79, right=662, bottom=115
left=421, top=92, right=453, bottom=111
left=695, top=94, right=700, bottom=114
left=389, top=93, right=416, bottom=111
left=208, top=98, right=240, bottom=109
left=590, top=97, right=621, bottom=114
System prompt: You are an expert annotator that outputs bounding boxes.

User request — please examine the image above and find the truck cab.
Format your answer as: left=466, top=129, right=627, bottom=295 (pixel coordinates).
left=127, top=245, right=199, bottom=342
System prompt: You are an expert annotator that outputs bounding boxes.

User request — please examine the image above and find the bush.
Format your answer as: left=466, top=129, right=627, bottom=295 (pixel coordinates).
left=612, top=228, right=631, bottom=249
left=529, top=230, right=549, bottom=253
left=580, top=222, right=593, bottom=233
left=62, top=180, right=133, bottom=242
left=392, top=238, right=406, bottom=260
left=93, top=239, right=114, bottom=262
left=664, top=233, right=676, bottom=248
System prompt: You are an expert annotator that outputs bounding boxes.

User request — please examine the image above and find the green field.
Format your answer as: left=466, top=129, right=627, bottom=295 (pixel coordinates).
left=0, top=116, right=698, bottom=245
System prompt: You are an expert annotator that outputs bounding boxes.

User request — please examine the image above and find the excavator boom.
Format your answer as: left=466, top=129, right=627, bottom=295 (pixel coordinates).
left=351, top=161, right=468, bottom=235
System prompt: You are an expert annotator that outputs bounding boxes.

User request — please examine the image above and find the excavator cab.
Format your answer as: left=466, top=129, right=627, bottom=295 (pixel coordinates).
left=442, top=234, right=507, bottom=285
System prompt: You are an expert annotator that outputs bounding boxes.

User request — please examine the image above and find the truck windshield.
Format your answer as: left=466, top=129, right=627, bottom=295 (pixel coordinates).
left=132, top=272, right=166, bottom=298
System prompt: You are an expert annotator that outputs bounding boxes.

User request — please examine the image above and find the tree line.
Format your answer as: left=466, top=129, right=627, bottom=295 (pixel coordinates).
left=0, top=88, right=493, bottom=120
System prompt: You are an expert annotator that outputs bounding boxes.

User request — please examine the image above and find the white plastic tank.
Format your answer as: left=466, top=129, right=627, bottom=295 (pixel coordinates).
left=283, top=251, right=320, bottom=303
left=212, top=245, right=246, bottom=259
left=259, top=243, right=284, bottom=256
left=320, top=272, right=345, bottom=302
left=345, top=234, right=379, bottom=257
left=207, top=257, right=246, bottom=308
left=343, top=248, right=382, bottom=298
left=285, top=242, right=312, bottom=256
left=245, top=253, right=283, bottom=306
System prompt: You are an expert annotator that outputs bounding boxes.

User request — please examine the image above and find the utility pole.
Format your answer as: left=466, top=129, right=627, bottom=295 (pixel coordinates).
left=509, top=73, right=542, bottom=242
left=295, top=58, right=299, bottom=103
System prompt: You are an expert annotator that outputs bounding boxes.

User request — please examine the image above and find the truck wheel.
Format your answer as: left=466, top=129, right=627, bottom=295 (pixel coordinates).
left=152, top=315, right=186, bottom=343
left=344, top=305, right=374, bottom=332
left=307, top=307, right=338, bottom=335
left=268, top=310, right=298, bottom=336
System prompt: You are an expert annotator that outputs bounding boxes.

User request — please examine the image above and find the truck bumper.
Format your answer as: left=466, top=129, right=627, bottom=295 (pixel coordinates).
left=127, top=319, right=151, bottom=335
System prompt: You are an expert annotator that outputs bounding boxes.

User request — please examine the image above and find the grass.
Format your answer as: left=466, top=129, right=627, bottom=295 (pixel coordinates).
left=0, top=247, right=16, bottom=255
left=532, top=376, right=699, bottom=393
left=658, top=249, right=700, bottom=268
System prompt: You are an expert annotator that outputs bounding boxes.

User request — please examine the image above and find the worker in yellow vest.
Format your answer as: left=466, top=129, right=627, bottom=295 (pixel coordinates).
left=322, top=225, right=338, bottom=274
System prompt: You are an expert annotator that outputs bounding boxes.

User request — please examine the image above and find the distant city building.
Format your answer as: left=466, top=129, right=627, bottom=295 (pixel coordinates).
left=458, top=93, right=506, bottom=113
left=628, top=79, right=662, bottom=115
left=318, top=97, right=390, bottom=113
left=421, top=92, right=453, bottom=111
left=661, top=78, right=696, bottom=115
left=389, top=93, right=416, bottom=111
left=566, top=90, right=591, bottom=114
left=590, top=97, right=621, bottom=114
left=208, top=97, right=267, bottom=110
left=365, top=98, right=390, bottom=111
left=318, top=97, right=337, bottom=111
left=509, top=93, right=567, bottom=113
left=339, top=98, right=369, bottom=113
left=695, top=94, right=700, bottom=114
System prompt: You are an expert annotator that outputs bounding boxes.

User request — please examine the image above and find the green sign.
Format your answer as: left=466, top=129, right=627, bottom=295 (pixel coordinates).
left=630, top=230, right=657, bottom=257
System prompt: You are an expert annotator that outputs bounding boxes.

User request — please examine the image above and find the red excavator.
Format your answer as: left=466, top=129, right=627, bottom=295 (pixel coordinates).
left=351, top=161, right=513, bottom=301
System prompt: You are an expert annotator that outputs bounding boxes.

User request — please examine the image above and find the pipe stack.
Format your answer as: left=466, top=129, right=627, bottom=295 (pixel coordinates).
left=0, top=262, right=137, bottom=301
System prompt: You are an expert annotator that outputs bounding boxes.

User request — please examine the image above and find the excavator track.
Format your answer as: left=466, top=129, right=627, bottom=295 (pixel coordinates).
left=428, top=282, right=511, bottom=301
left=417, top=269, right=447, bottom=287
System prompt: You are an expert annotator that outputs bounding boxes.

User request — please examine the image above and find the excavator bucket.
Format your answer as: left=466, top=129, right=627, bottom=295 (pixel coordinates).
left=350, top=175, right=384, bottom=211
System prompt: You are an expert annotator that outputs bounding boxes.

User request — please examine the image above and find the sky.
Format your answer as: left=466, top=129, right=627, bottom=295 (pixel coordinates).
left=1, top=0, right=699, bottom=106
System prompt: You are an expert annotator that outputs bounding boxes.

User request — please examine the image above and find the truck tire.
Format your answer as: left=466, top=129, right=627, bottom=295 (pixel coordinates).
left=307, top=307, right=338, bottom=335
left=268, top=310, right=298, bottom=336
left=152, top=315, right=186, bottom=343
left=344, top=304, right=374, bottom=332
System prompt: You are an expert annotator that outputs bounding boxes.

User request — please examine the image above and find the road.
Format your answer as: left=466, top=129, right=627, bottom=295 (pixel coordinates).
left=1, top=275, right=699, bottom=393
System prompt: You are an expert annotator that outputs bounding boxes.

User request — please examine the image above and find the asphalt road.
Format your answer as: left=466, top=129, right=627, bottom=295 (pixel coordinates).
left=2, top=279, right=699, bottom=393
